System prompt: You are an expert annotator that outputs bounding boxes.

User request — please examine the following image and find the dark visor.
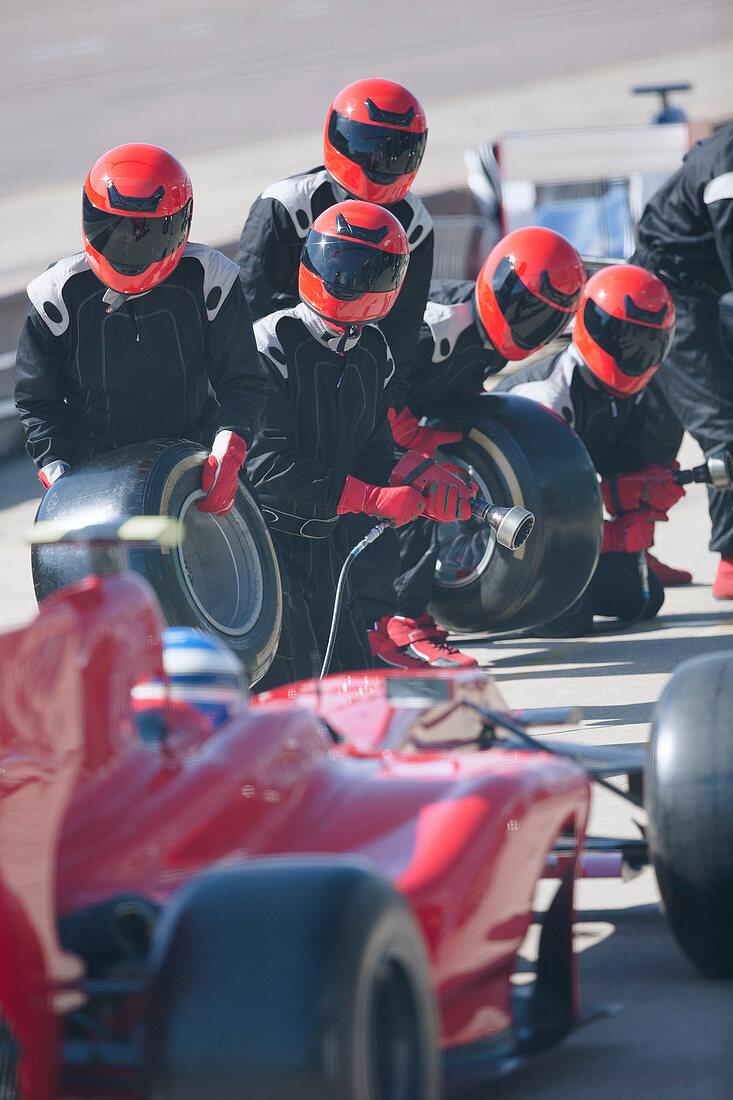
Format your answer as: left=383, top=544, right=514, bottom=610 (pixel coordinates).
left=492, top=256, right=573, bottom=350
left=327, top=112, right=427, bottom=186
left=583, top=297, right=674, bottom=376
left=302, top=232, right=409, bottom=301
left=82, top=191, right=192, bottom=275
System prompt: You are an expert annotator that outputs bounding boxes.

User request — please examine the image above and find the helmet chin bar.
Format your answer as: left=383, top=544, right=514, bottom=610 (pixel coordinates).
left=323, top=317, right=362, bottom=336
left=101, top=287, right=152, bottom=313
left=300, top=304, right=364, bottom=352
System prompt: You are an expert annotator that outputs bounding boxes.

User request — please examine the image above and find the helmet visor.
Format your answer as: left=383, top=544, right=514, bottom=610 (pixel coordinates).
left=583, top=298, right=674, bottom=376
left=492, top=257, right=577, bottom=350
left=327, top=112, right=427, bottom=186
left=83, top=191, right=192, bottom=275
left=301, top=232, right=409, bottom=301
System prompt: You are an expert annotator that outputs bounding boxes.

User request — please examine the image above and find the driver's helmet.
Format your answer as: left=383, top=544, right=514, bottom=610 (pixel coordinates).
left=475, top=227, right=587, bottom=360
left=83, top=143, right=193, bottom=295
left=132, top=628, right=248, bottom=740
left=573, top=265, right=676, bottom=396
left=299, top=200, right=409, bottom=331
left=323, top=78, right=428, bottom=205
left=160, top=628, right=248, bottom=729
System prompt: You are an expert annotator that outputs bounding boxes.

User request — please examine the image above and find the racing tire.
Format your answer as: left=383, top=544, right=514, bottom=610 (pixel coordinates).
left=427, top=393, right=602, bottom=633
left=144, top=858, right=439, bottom=1100
left=31, top=439, right=281, bottom=686
left=645, top=652, right=733, bottom=979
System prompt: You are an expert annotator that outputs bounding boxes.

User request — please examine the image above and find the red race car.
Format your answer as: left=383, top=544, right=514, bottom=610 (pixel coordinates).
left=1, top=523, right=730, bottom=1099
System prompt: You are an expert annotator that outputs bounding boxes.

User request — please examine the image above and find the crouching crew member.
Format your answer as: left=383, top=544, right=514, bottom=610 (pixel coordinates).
left=494, top=264, right=682, bottom=635
left=246, top=201, right=474, bottom=689
left=371, top=227, right=587, bottom=668
left=15, top=144, right=265, bottom=516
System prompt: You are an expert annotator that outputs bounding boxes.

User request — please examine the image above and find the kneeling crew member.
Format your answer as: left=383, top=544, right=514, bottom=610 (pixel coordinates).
left=246, top=201, right=474, bottom=689
left=494, top=264, right=682, bottom=635
left=373, top=227, right=586, bottom=668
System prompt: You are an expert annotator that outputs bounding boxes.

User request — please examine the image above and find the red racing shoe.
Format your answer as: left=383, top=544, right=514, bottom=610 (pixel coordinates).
left=712, top=556, right=733, bottom=599
left=368, top=617, right=427, bottom=670
left=383, top=614, right=479, bottom=669
left=645, top=552, right=693, bottom=587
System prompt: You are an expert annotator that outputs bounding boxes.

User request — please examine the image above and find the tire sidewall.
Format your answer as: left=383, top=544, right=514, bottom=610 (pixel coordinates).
left=138, top=445, right=282, bottom=685
left=428, top=393, right=602, bottom=633
left=31, top=439, right=282, bottom=687
left=646, top=652, right=733, bottom=978
left=145, top=859, right=439, bottom=1100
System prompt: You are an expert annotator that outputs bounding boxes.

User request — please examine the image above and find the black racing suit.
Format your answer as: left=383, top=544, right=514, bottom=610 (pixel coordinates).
left=494, top=346, right=666, bottom=627
left=15, top=244, right=265, bottom=470
left=631, top=123, right=733, bottom=556
left=393, top=279, right=507, bottom=617
left=246, top=304, right=398, bottom=688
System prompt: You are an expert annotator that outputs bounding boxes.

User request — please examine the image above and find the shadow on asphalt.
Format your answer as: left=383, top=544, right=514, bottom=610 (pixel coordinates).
left=476, top=629, right=733, bottom=681
left=462, top=607, right=733, bottom=651
left=459, top=898, right=733, bottom=1100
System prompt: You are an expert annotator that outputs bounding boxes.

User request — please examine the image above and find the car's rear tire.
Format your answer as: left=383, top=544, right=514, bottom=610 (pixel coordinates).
left=31, top=439, right=281, bottom=686
left=428, top=393, right=602, bottom=633
left=144, top=859, right=439, bottom=1100
left=645, top=651, right=733, bottom=978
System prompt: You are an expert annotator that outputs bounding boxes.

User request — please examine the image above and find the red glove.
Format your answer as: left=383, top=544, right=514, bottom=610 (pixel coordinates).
left=423, top=479, right=474, bottom=522
left=388, top=407, right=462, bottom=457
left=337, top=476, right=426, bottom=527
left=601, top=511, right=667, bottom=554
left=196, top=430, right=247, bottom=516
left=601, top=464, right=685, bottom=516
left=439, top=461, right=480, bottom=495
left=390, top=450, right=473, bottom=523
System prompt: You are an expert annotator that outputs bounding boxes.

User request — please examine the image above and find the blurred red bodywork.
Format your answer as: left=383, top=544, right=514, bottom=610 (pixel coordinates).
left=0, top=569, right=589, bottom=1097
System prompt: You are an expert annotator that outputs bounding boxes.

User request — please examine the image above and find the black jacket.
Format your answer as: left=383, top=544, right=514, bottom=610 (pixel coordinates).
left=246, top=304, right=396, bottom=536
left=234, top=166, right=434, bottom=404
left=493, top=346, right=660, bottom=477
left=405, top=278, right=506, bottom=416
left=633, top=124, right=733, bottom=297
left=15, top=244, right=265, bottom=469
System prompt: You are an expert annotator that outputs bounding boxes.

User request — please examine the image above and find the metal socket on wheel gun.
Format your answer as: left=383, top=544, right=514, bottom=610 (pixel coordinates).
left=674, top=448, right=733, bottom=492
left=470, top=497, right=535, bottom=550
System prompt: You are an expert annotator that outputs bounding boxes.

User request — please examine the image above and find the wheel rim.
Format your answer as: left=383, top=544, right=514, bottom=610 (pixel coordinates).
left=176, top=492, right=265, bottom=636
left=433, top=458, right=496, bottom=589
left=369, top=955, right=423, bottom=1100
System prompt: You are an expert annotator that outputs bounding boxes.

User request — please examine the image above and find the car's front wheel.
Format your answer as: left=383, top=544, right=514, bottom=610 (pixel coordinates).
left=144, top=859, right=439, bottom=1099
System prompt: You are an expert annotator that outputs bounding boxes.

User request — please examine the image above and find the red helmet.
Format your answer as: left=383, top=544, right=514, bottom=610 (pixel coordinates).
left=475, top=227, right=587, bottom=360
left=82, top=143, right=193, bottom=295
left=298, top=200, right=409, bottom=330
left=323, top=78, right=427, bottom=205
left=574, top=265, right=676, bottom=396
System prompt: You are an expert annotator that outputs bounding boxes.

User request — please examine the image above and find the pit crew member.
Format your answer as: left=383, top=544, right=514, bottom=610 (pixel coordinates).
left=493, top=264, right=681, bottom=635
left=15, top=143, right=265, bottom=517
left=631, top=123, right=733, bottom=598
left=372, top=227, right=587, bottom=668
left=245, top=201, right=473, bottom=689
